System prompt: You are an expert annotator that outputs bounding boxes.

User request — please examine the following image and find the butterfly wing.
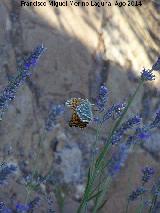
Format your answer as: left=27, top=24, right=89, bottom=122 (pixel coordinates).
left=65, top=98, right=82, bottom=110
left=69, top=111, right=88, bottom=128
left=76, top=99, right=93, bottom=123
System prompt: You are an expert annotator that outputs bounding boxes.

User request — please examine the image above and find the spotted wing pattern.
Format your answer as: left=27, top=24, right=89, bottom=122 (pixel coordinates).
left=65, top=98, right=93, bottom=128
left=76, top=99, right=93, bottom=122
left=69, top=111, right=88, bottom=128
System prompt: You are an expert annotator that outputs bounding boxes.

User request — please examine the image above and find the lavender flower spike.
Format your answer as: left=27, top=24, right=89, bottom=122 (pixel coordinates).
left=16, top=203, right=30, bottom=213
left=142, top=167, right=155, bottom=183
left=108, top=143, right=130, bottom=176
left=152, top=180, right=160, bottom=199
left=95, top=85, right=108, bottom=112
left=111, top=115, right=141, bottom=144
left=102, top=102, right=126, bottom=122
left=0, top=44, right=46, bottom=119
left=28, top=197, right=40, bottom=211
left=0, top=202, right=12, bottom=213
left=45, top=104, right=65, bottom=131
left=152, top=56, right=160, bottom=71
left=16, top=197, right=40, bottom=212
left=23, top=44, right=46, bottom=70
left=128, top=187, right=146, bottom=201
left=0, top=162, right=17, bottom=186
left=141, top=68, right=155, bottom=81
left=135, top=126, right=151, bottom=140
left=150, top=109, right=160, bottom=128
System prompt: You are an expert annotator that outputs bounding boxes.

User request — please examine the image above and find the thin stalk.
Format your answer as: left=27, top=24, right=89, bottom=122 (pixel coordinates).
left=97, top=197, right=109, bottom=211
left=149, top=194, right=158, bottom=213
left=77, top=79, right=144, bottom=213
left=125, top=145, right=139, bottom=213
left=97, top=143, right=133, bottom=211
left=90, top=124, right=102, bottom=177
left=77, top=168, right=99, bottom=213
left=95, top=79, right=144, bottom=169
left=24, top=131, right=47, bottom=203
left=25, top=187, right=31, bottom=205
left=136, top=198, right=144, bottom=213
left=136, top=182, right=145, bottom=213
left=93, top=164, right=104, bottom=208
left=93, top=176, right=112, bottom=213
left=87, top=159, right=112, bottom=199
left=125, top=200, right=130, bottom=213
left=149, top=180, right=160, bottom=213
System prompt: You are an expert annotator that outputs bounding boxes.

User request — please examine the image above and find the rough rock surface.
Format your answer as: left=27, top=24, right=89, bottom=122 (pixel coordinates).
left=0, top=0, right=159, bottom=212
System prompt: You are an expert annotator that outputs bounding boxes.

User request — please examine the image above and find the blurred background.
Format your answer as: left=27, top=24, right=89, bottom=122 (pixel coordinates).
left=0, top=0, right=160, bottom=212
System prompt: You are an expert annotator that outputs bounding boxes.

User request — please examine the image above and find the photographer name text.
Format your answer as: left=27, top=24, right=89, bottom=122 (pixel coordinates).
left=20, top=1, right=142, bottom=8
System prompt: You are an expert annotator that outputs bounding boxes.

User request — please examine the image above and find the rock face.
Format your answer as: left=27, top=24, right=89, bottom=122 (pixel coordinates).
left=0, top=0, right=160, bottom=212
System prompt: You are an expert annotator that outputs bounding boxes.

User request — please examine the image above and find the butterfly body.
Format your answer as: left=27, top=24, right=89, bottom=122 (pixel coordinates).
left=65, top=98, right=81, bottom=110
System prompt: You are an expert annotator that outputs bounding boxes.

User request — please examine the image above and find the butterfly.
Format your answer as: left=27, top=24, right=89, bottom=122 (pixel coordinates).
left=65, top=98, right=94, bottom=128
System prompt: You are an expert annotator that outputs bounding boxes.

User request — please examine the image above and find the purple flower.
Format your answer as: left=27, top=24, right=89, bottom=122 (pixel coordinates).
left=0, top=44, right=46, bottom=119
left=22, top=44, right=46, bottom=71
left=16, top=203, right=30, bottom=212
left=152, top=57, right=160, bottom=71
left=108, top=143, right=130, bottom=176
left=141, top=68, right=155, bottom=81
left=99, top=85, right=108, bottom=96
left=126, top=135, right=137, bottom=146
left=112, top=102, right=126, bottom=119
left=142, top=167, right=155, bottom=183
left=0, top=163, right=17, bottom=186
left=111, top=115, right=141, bottom=144
left=126, top=123, right=158, bottom=146
left=136, top=127, right=151, bottom=140
left=28, top=197, right=40, bottom=211
left=150, top=109, right=160, bottom=128
left=46, top=195, right=56, bottom=213
left=93, top=116, right=101, bottom=124
left=16, top=197, right=40, bottom=213
left=102, top=102, right=126, bottom=123
left=95, top=85, right=108, bottom=112
left=128, top=187, right=146, bottom=201
left=144, top=200, right=152, bottom=207
left=151, top=179, right=160, bottom=197
left=24, top=173, right=46, bottom=191
left=0, top=202, right=12, bottom=213
left=0, top=201, right=5, bottom=210
left=45, top=104, right=65, bottom=131
left=153, top=201, right=160, bottom=212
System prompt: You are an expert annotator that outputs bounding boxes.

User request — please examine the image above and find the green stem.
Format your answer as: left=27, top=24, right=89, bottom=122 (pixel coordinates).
left=25, top=187, right=31, bottom=205
left=77, top=79, right=144, bottom=213
left=149, top=194, right=158, bottom=213
left=93, top=176, right=112, bottom=213
left=93, top=167, right=104, bottom=209
left=149, top=181, right=160, bottom=213
left=90, top=124, right=102, bottom=176
left=24, top=131, right=47, bottom=202
left=125, top=146, right=138, bottom=213
left=95, top=79, right=144, bottom=169
left=136, top=197, right=144, bottom=213
left=125, top=200, right=130, bottom=213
